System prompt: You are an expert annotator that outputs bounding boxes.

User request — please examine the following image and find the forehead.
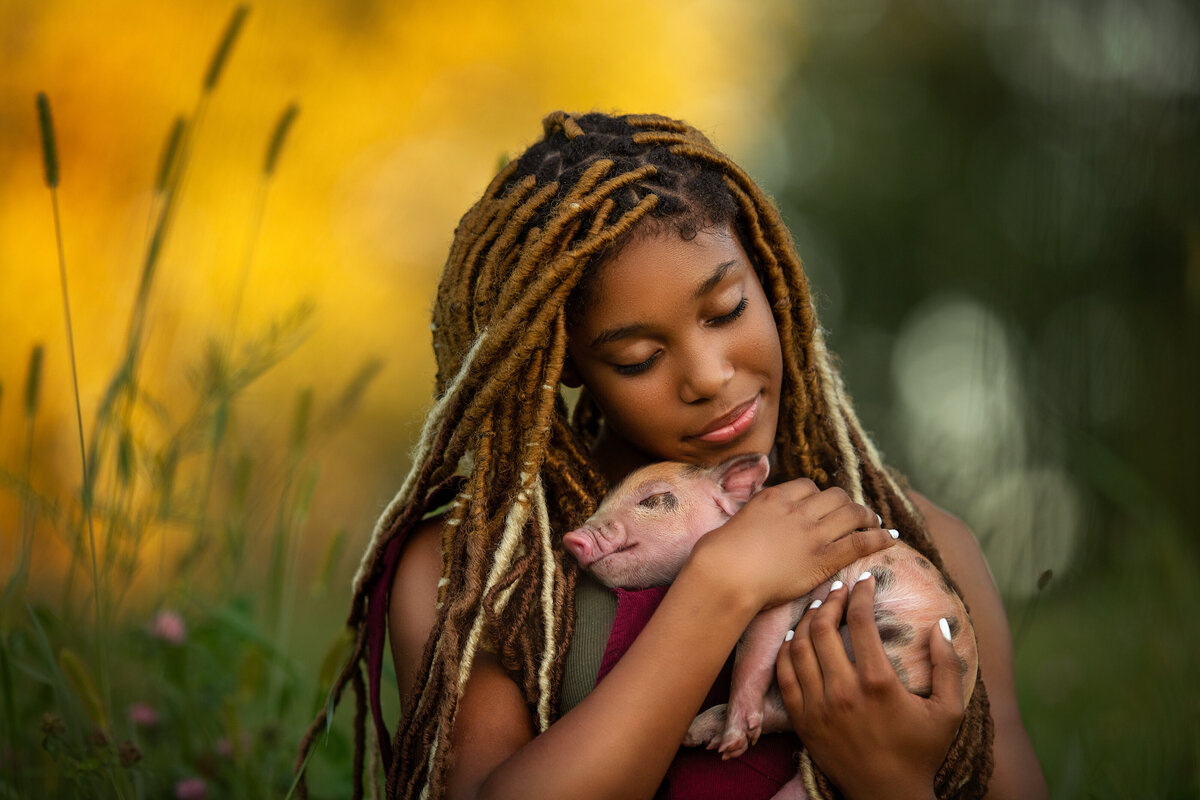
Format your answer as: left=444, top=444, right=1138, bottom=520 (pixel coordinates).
left=572, top=227, right=752, bottom=325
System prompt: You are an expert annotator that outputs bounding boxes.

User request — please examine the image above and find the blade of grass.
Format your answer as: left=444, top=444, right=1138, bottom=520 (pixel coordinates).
left=36, top=92, right=108, bottom=721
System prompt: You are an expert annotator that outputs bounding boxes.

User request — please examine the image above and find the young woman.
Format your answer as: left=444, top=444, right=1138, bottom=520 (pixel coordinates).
left=298, top=111, right=1046, bottom=800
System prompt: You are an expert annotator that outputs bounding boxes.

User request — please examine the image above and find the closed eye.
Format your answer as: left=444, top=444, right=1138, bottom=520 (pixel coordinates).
left=708, top=296, right=747, bottom=326
left=638, top=492, right=678, bottom=511
left=614, top=351, right=660, bottom=376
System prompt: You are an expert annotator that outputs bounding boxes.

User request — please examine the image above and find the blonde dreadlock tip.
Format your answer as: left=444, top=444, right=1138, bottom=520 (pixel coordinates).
left=437, top=577, right=449, bottom=588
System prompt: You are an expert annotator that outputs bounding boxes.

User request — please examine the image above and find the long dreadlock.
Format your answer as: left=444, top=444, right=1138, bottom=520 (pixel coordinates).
left=296, top=111, right=993, bottom=800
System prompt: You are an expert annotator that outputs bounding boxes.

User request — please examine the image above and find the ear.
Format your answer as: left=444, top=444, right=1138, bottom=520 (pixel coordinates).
left=713, top=453, right=770, bottom=511
left=560, top=355, right=583, bottom=388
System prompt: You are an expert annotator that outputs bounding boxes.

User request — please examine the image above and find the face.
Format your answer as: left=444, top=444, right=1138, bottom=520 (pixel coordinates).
left=566, top=226, right=784, bottom=474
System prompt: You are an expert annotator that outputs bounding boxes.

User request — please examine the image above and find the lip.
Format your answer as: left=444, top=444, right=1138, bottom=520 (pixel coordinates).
left=692, top=395, right=760, bottom=444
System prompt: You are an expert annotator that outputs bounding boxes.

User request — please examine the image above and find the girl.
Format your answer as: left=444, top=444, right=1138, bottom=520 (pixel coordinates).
left=298, top=112, right=1046, bottom=799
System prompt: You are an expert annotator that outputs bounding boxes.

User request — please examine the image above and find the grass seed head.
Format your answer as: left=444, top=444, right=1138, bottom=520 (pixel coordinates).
left=35, top=93, right=59, bottom=189
left=263, top=102, right=299, bottom=176
left=203, top=5, right=249, bottom=92
left=24, top=344, right=44, bottom=418
left=155, top=116, right=187, bottom=193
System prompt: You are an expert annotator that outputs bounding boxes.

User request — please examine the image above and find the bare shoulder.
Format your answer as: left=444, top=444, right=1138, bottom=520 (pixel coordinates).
left=908, top=492, right=985, bottom=574
left=384, top=517, right=541, bottom=798
left=388, top=514, right=446, bottom=702
left=907, top=490, right=1048, bottom=800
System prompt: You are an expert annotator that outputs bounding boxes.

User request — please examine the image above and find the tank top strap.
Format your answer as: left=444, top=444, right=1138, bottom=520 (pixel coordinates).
left=564, top=581, right=801, bottom=799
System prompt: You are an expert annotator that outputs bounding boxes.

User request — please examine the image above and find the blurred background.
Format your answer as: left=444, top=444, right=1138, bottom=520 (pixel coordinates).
left=1, top=0, right=1196, bottom=797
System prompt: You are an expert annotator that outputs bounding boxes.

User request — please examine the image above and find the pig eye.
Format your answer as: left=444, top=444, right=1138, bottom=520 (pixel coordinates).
left=638, top=492, right=677, bottom=511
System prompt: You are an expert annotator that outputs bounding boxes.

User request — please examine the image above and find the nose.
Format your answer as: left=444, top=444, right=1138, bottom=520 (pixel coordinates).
left=678, top=342, right=734, bottom=404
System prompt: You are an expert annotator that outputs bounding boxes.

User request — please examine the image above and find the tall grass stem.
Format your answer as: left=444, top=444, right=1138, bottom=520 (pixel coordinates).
left=37, top=91, right=110, bottom=724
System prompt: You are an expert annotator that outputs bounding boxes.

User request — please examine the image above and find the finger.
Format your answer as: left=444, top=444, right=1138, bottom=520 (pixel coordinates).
left=928, top=618, right=968, bottom=714
left=818, top=501, right=885, bottom=536
left=843, top=572, right=896, bottom=686
left=776, top=631, right=805, bottom=717
left=808, top=582, right=857, bottom=685
left=823, top=526, right=898, bottom=567
left=787, top=599, right=826, bottom=693
left=796, top=485, right=853, bottom=518
left=770, top=477, right=821, bottom=502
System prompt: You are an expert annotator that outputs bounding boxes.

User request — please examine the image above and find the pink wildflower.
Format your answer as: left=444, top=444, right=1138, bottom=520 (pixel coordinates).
left=216, top=731, right=252, bottom=758
left=128, top=702, right=159, bottom=728
left=149, top=610, right=187, bottom=644
left=174, top=777, right=206, bottom=800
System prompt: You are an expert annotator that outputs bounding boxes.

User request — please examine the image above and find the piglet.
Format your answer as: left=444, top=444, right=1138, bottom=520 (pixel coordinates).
left=563, top=454, right=978, bottom=786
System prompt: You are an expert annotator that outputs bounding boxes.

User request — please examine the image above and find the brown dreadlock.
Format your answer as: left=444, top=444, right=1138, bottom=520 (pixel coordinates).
left=295, top=111, right=993, bottom=800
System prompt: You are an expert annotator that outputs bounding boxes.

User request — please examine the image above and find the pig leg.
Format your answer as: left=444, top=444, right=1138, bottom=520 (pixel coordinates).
left=685, top=693, right=793, bottom=749
left=720, top=601, right=802, bottom=758
left=683, top=704, right=727, bottom=748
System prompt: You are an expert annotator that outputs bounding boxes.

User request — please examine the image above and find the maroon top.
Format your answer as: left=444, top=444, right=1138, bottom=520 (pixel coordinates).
left=366, top=521, right=799, bottom=796
left=599, top=586, right=800, bottom=799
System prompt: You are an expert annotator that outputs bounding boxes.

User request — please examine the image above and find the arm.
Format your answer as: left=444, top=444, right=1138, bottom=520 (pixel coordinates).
left=913, top=492, right=1048, bottom=800
left=390, top=480, right=899, bottom=800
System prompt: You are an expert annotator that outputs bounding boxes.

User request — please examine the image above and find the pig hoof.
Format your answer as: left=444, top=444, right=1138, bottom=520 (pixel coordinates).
left=684, top=705, right=728, bottom=748
left=718, top=730, right=749, bottom=759
left=747, top=711, right=763, bottom=746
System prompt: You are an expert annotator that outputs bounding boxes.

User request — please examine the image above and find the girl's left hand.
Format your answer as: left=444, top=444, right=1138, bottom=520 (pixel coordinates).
left=775, top=575, right=966, bottom=800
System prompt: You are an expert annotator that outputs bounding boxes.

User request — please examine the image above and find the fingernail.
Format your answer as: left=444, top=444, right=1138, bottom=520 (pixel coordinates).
left=785, top=629, right=795, bottom=642
left=939, top=617, right=952, bottom=642
left=889, top=529, right=900, bottom=539
left=830, top=580, right=844, bottom=592
left=876, top=513, right=883, bottom=526
left=809, top=599, right=822, bottom=610
left=859, top=571, right=873, bottom=581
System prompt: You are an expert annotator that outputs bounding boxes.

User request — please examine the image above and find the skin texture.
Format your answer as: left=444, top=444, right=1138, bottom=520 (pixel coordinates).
left=389, top=226, right=1048, bottom=800
left=562, top=228, right=783, bottom=482
left=563, top=456, right=978, bottom=762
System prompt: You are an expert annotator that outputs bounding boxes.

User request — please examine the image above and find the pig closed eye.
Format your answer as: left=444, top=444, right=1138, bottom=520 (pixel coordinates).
left=638, top=492, right=677, bottom=511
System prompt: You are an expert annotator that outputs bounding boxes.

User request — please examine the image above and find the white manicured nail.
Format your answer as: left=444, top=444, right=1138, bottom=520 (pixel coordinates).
left=939, top=618, right=952, bottom=642
left=785, top=629, right=795, bottom=642
left=809, top=599, right=822, bottom=610
left=876, top=513, right=883, bottom=525
left=830, top=580, right=844, bottom=591
left=859, top=571, right=873, bottom=581
left=889, top=529, right=900, bottom=539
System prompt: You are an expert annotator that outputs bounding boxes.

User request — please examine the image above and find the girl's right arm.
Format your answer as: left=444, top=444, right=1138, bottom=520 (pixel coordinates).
left=391, top=479, right=906, bottom=800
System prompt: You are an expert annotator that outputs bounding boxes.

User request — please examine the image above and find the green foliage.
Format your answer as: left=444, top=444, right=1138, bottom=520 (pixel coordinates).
left=773, top=2, right=1200, bottom=796
left=1, top=9, right=375, bottom=799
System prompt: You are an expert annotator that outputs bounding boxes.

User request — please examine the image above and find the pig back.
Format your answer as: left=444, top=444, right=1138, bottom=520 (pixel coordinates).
left=831, top=543, right=978, bottom=705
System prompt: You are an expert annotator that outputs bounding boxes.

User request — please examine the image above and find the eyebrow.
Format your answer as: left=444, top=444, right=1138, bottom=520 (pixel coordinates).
left=589, top=259, right=739, bottom=348
left=693, top=260, right=736, bottom=300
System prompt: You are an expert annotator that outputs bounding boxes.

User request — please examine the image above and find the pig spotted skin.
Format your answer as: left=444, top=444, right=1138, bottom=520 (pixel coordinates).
left=563, top=456, right=978, bottom=770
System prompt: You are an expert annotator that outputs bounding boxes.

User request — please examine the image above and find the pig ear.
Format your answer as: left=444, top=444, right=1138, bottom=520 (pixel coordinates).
left=714, top=453, right=770, bottom=505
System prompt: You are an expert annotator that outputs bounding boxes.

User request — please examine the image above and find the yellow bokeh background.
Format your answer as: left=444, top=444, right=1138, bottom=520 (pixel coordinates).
left=1, top=0, right=800, bottom=593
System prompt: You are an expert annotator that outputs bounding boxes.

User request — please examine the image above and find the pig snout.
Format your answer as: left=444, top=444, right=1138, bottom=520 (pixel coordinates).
left=563, top=520, right=626, bottom=568
left=563, top=528, right=597, bottom=565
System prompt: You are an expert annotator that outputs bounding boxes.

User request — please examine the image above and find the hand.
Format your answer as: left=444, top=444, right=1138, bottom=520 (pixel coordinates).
left=775, top=575, right=965, bottom=800
left=690, top=478, right=896, bottom=610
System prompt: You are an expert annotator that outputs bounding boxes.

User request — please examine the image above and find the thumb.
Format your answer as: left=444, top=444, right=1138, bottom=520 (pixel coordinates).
left=928, top=617, right=967, bottom=715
